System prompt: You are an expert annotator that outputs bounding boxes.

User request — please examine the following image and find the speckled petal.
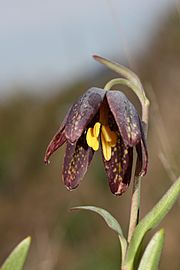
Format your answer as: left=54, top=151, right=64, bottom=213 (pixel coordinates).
left=63, top=133, right=94, bottom=190
left=44, top=129, right=66, bottom=164
left=106, top=91, right=142, bottom=146
left=135, top=139, right=148, bottom=177
left=135, top=118, right=148, bottom=176
left=101, top=133, right=133, bottom=196
left=65, top=87, right=105, bottom=143
left=44, top=106, right=72, bottom=164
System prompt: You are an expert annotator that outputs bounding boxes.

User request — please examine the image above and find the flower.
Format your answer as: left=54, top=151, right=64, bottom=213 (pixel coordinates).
left=44, top=87, right=148, bottom=196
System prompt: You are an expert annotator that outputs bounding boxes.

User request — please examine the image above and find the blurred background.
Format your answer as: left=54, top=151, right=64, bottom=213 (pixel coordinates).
left=0, top=0, right=180, bottom=269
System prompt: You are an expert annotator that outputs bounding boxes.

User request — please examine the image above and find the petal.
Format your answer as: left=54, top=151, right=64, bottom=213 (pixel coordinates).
left=44, top=129, right=66, bottom=164
left=135, top=118, right=148, bottom=176
left=44, top=106, right=73, bottom=164
left=106, top=91, right=142, bottom=146
left=135, top=139, right=148, bottom=177
left=63, top=133, right=94, bottom=190
left=65, top=87, right=105, bottom=143
left=101, top=133, right=133, bottom=196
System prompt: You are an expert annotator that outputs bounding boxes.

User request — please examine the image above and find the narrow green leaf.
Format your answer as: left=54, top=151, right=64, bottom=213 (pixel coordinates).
left=138, top=229, right=165, bottom=270
left=0, top=237, right=31, bottom=270
left=72, top=206, right=123, bottom=235
left=93, top=54, right=141, bottom=87
left=93, top=54, right=148, bottom=105
left=71, top=206, right=127, bottom=263
left=124, top=177, right=180, bottom=269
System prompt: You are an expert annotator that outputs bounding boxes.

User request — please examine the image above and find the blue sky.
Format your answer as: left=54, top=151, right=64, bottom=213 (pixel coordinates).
left=0, top=0, right=175, bottom=95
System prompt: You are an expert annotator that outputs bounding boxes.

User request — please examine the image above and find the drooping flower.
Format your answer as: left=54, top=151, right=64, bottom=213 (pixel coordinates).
left=44, top=87, right=148, bottom=196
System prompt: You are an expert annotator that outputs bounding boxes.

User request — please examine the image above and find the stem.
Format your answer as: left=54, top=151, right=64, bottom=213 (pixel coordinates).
left=127, top=101, right=150, bottom=243
left=104, top=78, right=133, bottom=91
left=94, top=55, right=153, bottom=269
left=104, top=76, right=150, bottom=246
left=104, top=78, right=147, bottom=107
left=101, top=56, right=150, bottom=267
left=127, top=176, right=141, bottom=243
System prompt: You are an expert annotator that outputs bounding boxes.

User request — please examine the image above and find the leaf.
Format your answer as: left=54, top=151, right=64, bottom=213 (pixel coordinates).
left=123, top=177, right=180, bottom=269
left=138, top=229, right=165, bottom=270
left=93, top=55, right=140, bottom=87
left=0, top=237, right=31, bottom=270
left=93, top=54, right=149, bottom=106
left=71, top=206, right=127, bottom=263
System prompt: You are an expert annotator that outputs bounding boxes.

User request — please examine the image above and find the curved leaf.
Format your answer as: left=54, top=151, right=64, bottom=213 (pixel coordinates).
left=71, top=206, right=127, bottom=264
left=93, top=54, right=148, bottom=105
left=0, top=237, right=31, bottom=270
left=93, top=55, right=141, bottom=88
left=138, top=229, right=165, bottom=270
left=124, top=177, right=180, bottom=269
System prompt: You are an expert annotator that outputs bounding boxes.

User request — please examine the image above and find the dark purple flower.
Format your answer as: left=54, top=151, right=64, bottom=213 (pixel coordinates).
left=44, top=87, right=148, bottom=196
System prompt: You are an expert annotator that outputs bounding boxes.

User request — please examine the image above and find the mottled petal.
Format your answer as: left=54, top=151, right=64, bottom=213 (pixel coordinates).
left=44, top=129, right=66, bottom=164
left=106, top=91, right=142, bottom=146
left=122, top=147, right=133, bottom=188
left=101, top=133, right=133, bottom=196
left=63, top=133, right=94, bottom=190
left=65, top=87, right=105, bottom=143
left=135, top=118, right=148, bottom=176
left=44, top=106, right=73, bottom=164
left=135, top=139, right=148, bottom=177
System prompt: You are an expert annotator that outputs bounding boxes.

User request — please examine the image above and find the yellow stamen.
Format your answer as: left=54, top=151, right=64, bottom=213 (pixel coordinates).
left=86, top=103, right=117, bottom=160
left=101, top=133, right=111, bottom=161
left=101, top=126, right=117, bottom=143
left=86, top=127, right=99, bottom=151
left=86, top=128, right=93, bottom=147
left=91, top=137, right=99, bottom=151
left=93, top=122, right=101, bottom=137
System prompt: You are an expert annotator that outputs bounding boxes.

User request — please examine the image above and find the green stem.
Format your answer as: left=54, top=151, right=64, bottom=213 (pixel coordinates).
left=97, top=54, right=150, bottom=268
left=104, top=78, right=132, bottom=91
left=104, top=78, right=148, bottom=110
left=127, top=101, right=149, bottom=243
left=127, top=177, right=141, bottom=243
left=104, top=76, right=150, bottom=260
left=124, top=176, right=180, bottom=269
